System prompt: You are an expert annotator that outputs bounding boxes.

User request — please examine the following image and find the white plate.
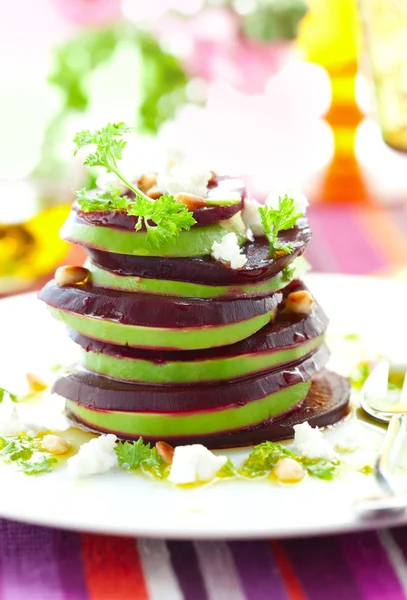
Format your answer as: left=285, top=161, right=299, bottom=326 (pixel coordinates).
left=1, top=273, right=407, bottom=539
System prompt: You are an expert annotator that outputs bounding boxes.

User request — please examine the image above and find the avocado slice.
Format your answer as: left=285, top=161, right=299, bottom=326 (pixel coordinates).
left=85, top=255, right=308, bottom=299
left=61, top=212, right=247, bottom=258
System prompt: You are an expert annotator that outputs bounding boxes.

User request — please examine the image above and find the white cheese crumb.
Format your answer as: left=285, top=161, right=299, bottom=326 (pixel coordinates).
left=67, top=434, right=118, bottom=478
left=0, top=392, right=22, bottom=436
left=242, top=198, right=264, bottom=237
left=211, top=232, right=247, bottom=269
left=156, top=147, right=211, bottom=197
left=293, top=422, right=336, bottom=460
left=168, top=444, right=227, bottom=485
left=266, top=189, right=308, bottom=215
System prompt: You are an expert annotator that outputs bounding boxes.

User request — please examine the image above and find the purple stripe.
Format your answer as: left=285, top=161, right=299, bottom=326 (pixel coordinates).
left=339, top=531, right=405, bottom=599
left=53, top=530, right=88, bottom=600
left=307, top=206, right=387, bottom=274
left=167, top=541, right=208, bottom=600
left=0, top=520, right=64, bottom=600
left=283, top=535, right=364, bottom=600
left=228, top=541, right=288, bottom=600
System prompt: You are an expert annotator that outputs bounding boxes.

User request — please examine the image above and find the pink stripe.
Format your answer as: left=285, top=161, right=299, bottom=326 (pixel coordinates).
left=339, top=532, right=405, bottom=599
left=307, top=206, right=388, bottom=274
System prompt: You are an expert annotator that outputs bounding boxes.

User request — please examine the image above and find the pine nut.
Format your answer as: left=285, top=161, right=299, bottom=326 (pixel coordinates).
left=146, top=186, right=162, bottom=199
left=138, top=172, right=157, bottom=192
left=174, top=193, right=206, bottom=210
left=42, top=434, right=71, bottom=455
left=55, top=266, right=90, bottom=287
left=286, top=290, right=314, bottom=315
left=156, top=441, right=175, bottom=464
left=274, top=458, right=305, bottom=483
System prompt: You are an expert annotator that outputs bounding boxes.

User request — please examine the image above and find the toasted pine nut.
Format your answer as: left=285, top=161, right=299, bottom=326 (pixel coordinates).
left=286, top=290, right=314, bottom=315
left=274, top=458, right=305, bottom=483
left=138, top=172, right=157, bottom=192
left=146, top=186, right=162, bottom=200
left=26, top=373, right=47, bottom=393
left=156, top=441, right=175, bottom=464
left=55, top=266, right=90, bottom=287
left=208, top=170, right=217, bottom=184
left=174, top=193, right=206, bottom=210
left=42, top=434, right=71, bottom=455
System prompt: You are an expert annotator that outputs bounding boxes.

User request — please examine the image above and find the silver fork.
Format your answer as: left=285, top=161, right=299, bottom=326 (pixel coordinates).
left=356, top=360, right=407, bottom=517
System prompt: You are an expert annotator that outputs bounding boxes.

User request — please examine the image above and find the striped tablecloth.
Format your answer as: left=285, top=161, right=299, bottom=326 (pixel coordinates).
left=3, top=203, right=407, bottom=600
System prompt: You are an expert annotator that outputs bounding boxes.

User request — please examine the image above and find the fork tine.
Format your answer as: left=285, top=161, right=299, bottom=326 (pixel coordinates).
left=363, top=359, right=389, bottom=402
left=400, top=366, right=407, bottom=404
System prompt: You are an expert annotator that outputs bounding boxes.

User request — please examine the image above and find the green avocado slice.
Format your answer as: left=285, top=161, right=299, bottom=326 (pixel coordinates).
left=81, top=336, right=323, bottom=384
left=85, top=256, right=308, bottom=299
left=65, top=380, right=311, bottom=437
left=61, top=212, right=247, bottom=258
left=48, top=307, right=276, bottom=350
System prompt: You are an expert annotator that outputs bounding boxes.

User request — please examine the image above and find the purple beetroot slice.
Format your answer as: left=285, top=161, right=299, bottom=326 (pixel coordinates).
left=65, top=370, right=350, bottom=448
left=73, top=176, right=245, bottom=230
left=52, top=345, right=329, bottom=412
left=86, top=219, right=311, bottom=285
left=39, top=281, right=281, bottom=328
left=69, top=281, right=328, bottom=361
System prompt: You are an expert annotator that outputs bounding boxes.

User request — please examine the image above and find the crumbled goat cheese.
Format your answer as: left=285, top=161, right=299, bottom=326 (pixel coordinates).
left=266, top=189, right=308, bottom=215
left=211, top=232, right=247, bottom=269
left=242, top=198, right=264, bottom=237
left=293, top=422, right=336, bottom=460
left=158, top=165, right=211, bottom=198
left=156, top=147, right=211, bottom=197
left=0, top=392, right=22, bottom=436
left=67, top=434, right=118, bottom=478
left=168, top=444, right=227, bottom=485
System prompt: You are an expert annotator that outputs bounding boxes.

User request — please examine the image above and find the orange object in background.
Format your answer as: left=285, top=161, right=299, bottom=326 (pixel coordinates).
left=298, top=0, right=373, bottom=204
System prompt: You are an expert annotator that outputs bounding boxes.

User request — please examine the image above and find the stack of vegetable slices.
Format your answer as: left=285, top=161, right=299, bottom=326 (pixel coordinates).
left=39, top=124, right=350, bottom=448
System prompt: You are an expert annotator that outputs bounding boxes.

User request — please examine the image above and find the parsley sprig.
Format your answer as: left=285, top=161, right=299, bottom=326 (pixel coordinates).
left=0, top=434, right=58, bottom=476
left=259, top=195, right=303, bottom=258
left=115, top=438, right=169, bottom=479
left=0, top=387, right=17, bottom=403
left=73, top=123, right=196, bottom=248
left=240, top=441, right=340, bottom=481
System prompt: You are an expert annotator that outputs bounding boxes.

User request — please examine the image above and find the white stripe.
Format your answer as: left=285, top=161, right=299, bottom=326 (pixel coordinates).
left=378, top=529, right=407, bottom=596
left=194, top=541, right=246, bottom=600
left=137, top=539, right=184, bottom=600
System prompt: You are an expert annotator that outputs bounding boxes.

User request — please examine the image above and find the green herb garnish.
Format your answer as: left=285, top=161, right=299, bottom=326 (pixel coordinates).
left=240, top=441, right=340, bottom=481
left=73, top=123, right=196, bottom=248
left=115, top=438, right=169, bottom=479
left=348, top=361, right=371, bottom=389
left=19, top=456, right=57, bottom=476
left=0, top=434, right=58, bottom=476
left=0, top=387, right=18, bottom=403
left=258, top=195, right=303, bottom=258
left=281, top=264, right=296, bottom=282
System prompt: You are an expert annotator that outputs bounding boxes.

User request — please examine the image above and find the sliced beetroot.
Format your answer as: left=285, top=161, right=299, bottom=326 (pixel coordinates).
left=69, top=282, right=328, bottom=362
left=39, top=281, right=281, bottom=328
left=73, top=176, right=245, bottom=230
left=86, top=219, right=311, bottom=285
left=53, top=345, right=328, bottom=412
left=64, top=370, right=350, bottom=447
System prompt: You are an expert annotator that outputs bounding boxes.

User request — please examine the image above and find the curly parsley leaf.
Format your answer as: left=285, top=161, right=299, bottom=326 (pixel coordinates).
left=240, top=441, right=340, bottom=481
left=73, top=123, right=196, bottom=247
left=259, top=195, right=303, bottom=258
left=127, top=193, right=196, bottom=248
left=240, top=442, right=297, bottom=478
left=0, top=387, right=18, bottom=403
left=74, top=186, right=129, bottom=212
left=0, top=436, right=35, bottom=462
left=19, top=456, right=58, bottom=476
left=115, top=438, right=169, bottom=479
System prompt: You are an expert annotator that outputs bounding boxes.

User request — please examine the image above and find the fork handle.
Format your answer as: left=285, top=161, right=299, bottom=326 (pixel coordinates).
left=356, top=414, right=407, bottom=518
left=376, top=413, right=407, bottom=497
